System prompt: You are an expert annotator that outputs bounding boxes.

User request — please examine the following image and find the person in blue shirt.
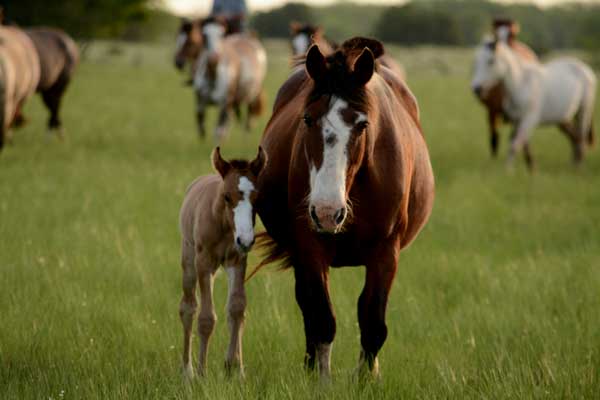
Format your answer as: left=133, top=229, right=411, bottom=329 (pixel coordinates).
left=211, top=0, right=247, bottom=33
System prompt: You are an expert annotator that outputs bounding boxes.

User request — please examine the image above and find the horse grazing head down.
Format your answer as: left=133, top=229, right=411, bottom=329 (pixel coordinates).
left=174, top=18, right=203, bottom=70
left=212, top=147, right=268, bottom=252
left=300, top=38, right=383, bottom=233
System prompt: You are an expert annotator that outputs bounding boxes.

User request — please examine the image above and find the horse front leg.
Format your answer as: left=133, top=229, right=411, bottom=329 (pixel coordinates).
left=196, top=253, right=217, bottom=377
left=179, top=242, right=197, bottom=379
left=488, top=109, right=500, bottom=157
left=195, top=94, right=207, bottom=139
left=224, top=259, right=247, bottom=378
left=357, top=241, right=399, bottom=379
left=214, top=105, right=230, bottom=143
left=294, top=258, right=336, bottom=380
left=507, top=115, right=538, bottom=169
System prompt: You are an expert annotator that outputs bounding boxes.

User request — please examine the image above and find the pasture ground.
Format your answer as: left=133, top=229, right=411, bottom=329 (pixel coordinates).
left=1, top=40, right=599, bottom=399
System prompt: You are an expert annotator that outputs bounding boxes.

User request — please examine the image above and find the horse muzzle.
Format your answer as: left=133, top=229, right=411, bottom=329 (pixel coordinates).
left=310, top=203, right=347, bottom=234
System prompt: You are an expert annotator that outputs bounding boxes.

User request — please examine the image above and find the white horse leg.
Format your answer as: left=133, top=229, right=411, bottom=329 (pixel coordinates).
left=508, top=116, right=538, bottom=167
left=196, top=256, right=217, bottom=377
left=224, top=263, right=247, bottom=377
left=179, top=242, right=197, bottom=379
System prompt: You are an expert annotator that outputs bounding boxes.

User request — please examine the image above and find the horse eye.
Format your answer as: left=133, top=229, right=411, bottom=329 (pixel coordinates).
left=303, top=114, right=313, bottom=127
left=224, top=194, right=232, bottom=204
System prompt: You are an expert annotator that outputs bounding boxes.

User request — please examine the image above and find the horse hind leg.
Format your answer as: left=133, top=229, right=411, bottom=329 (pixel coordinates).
left=214, top=106, right=231, bottom=143
left=179, top=242, right=198, bottom=380
left=224, top=263, right=247, bottom=378
left=245, top=91, right=265, bottom=132
left=42, top=76, right=69, bottom=140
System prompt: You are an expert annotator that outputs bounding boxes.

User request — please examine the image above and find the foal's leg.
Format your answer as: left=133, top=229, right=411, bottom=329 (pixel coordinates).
left=179, top=242, right=198, bottom=379
left=357, top=242, right=399, bottom=379
left=224, top=260, right=247, bottom=377
left=294, top=253, right=336, bottom=379
left=196, top=254, right=217, bottom=376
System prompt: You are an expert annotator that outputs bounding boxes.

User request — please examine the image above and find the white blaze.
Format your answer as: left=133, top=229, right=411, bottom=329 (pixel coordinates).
left=292, top=34, right=310, bottom=55
left=471, top=43, right=497, bottom=93
left=309, top=98, right=365, bottom=210
left=203, top=23, right=225, bottom=53
left=233, top=176, right=255, bottom=248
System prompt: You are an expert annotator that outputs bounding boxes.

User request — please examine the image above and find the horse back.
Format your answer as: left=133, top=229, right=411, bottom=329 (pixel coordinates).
left=26, top=28, right=79, bottom=92
left=179, top=175, right=221, bottom=245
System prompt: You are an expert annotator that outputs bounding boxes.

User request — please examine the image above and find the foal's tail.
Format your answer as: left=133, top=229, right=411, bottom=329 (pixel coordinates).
left=248, top=90, right=265, bottom=117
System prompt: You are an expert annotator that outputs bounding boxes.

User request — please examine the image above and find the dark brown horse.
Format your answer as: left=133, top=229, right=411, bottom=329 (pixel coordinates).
left=474, top=18, right=538, bottom=160
left=255, top=38, right=434, bottom=378
left=25, top=28, right=79, bottom=136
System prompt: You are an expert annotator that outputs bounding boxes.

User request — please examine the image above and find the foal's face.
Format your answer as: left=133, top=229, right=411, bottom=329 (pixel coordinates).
left=302, top=45, right=374, bottom=233
left=174, top=20, right=202, bottom=70
left=471, top=40, right=504, bottom=98
left=213, top=147, right=268, bottom=253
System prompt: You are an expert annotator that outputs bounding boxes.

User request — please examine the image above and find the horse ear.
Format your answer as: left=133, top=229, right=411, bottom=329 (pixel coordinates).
left=250, top=146, right=268, bottom=177
left=290, top=21, right=301, bottom=34
left=212, top=147, right=231, bottom=178
left=306, top=44, right=327, bottom=82
left=353, top=47, right=375, bottom=87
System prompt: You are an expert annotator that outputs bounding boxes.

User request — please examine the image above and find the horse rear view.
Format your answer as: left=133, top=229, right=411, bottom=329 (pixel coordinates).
left=194, top=18, right=267, bottom=142
left=0, top=25, right=40, bottom=149
left=25, top=28, right=79, bottom=136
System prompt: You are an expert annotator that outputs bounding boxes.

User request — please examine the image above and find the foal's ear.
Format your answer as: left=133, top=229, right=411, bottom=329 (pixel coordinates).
left=306, top=44, right=327, bottom=82
left=353, top=47, right=375, bottom=87
left=250, top=146, right=268, bottom=177
left=212, top=147, right=231, bottom=178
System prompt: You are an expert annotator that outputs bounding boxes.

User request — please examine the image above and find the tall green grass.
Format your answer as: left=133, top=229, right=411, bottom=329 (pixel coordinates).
left=1, top=40, right=598, bottom=399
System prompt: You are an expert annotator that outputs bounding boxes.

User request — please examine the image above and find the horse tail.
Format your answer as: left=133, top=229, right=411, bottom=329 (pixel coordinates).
left=245, top=231, right=291, bottom=282
left=248, top=90, right=265, bottom=117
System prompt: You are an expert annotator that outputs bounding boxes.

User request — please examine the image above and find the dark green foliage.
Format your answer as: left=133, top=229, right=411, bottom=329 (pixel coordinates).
left=250, top=2, right=314, bottom=38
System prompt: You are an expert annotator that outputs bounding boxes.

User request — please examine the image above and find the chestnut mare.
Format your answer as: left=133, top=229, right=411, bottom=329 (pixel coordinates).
left=179, top=147, right=267, bottom=379
left=473, top=19, right=538, bottom=161
left=255, top=38, right=434, bottom=378
left=0, top=25, right=39, bottom=150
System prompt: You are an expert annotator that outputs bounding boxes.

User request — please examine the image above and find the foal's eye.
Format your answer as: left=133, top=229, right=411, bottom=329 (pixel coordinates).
left=224, top=194, right=232, bottom=204
left=303, top=114, right=313, bottom=127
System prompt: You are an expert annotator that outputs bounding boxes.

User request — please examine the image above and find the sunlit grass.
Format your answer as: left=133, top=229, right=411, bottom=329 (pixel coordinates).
left=1, top=39, right=599, bottom=399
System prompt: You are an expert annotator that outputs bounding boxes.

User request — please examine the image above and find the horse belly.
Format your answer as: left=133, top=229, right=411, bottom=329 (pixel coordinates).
left=540, top=67, right=583, bottom=124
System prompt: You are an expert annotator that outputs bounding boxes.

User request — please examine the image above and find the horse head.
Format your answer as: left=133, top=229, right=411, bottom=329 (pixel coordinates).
left=300, top=38, right=383, bottom=233
left=174, top=18, right=203, bottom=70
left=213, top=147, right=268, bottom=253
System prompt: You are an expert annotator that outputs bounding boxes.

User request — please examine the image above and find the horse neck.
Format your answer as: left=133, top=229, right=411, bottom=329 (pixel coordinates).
left=498, top=44, right=526, bottom=97
left=212, top=180, right=230, bottom=233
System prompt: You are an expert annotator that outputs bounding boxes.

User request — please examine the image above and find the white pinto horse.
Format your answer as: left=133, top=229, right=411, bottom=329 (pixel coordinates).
left=472, top=37, right=596, bottom=167
left=194, top=18, right=267, bottom=142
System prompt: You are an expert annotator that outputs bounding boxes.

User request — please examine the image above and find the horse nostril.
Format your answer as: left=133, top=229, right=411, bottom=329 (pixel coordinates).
left=310, top=206, right=322, bottom=229
left=236, top=237, right=242, bottom=246
left=334, top=208, right=346, bottom=225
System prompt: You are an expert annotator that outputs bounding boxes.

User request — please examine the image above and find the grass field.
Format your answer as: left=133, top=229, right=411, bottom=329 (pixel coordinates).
left=1, top=39, right=599, bottom=399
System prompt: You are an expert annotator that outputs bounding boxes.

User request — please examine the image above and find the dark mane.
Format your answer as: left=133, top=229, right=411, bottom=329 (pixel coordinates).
left=304, top=37, right=385, bottom=112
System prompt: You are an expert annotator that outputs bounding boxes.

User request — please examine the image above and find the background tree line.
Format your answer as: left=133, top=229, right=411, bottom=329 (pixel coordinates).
left=2, top=0, right=600, bottom=53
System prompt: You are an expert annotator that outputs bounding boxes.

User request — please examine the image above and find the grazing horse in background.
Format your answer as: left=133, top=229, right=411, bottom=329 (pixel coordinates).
left=289, top=22, right=406, bottom=81
left=25, top=28, right=79, bottom=136
left=254, top=38, right=434, bottom=379
left=473, top=19, right=538, bottom=160
left=179, top=147, right=267, bottom=378
left=0, top=25, right=40, bottom=150
left=193, top=17, right=266, bottom=141
left=472, top=36, right=596, bottom=167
